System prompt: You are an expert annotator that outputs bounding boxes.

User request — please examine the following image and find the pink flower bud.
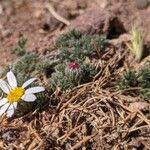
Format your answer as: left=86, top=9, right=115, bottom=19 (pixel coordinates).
left=68, top=62, right=80, bottom=71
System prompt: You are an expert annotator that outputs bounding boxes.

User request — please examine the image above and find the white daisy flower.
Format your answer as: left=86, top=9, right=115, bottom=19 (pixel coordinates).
left=0, top=71, right=45, bottom=117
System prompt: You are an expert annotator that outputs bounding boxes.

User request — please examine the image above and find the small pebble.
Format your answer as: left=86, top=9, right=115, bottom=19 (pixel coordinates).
left=1, top=29, right=12, bottom=38
left=0, top=5, right=3, bottom=14
left=2, top=131, right=13, bottom=142
left=134, top=0, right=149, bottom=9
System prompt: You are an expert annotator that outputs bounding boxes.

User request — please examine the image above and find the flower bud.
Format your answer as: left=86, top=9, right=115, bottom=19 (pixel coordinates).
left=65, top=62, right=82, bottom=83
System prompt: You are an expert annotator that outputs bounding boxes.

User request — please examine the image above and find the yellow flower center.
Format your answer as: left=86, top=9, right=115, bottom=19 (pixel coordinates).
left=7, top=87, right=25, bottom=103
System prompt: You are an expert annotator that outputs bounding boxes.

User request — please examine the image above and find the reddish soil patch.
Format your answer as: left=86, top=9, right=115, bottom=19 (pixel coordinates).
left=0, top=0, right=149, bottom=67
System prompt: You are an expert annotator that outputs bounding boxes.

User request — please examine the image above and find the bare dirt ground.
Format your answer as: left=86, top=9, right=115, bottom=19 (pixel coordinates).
left=0, top=0, right=149, bottom=66
left=0, top=0, right=150, bottom=149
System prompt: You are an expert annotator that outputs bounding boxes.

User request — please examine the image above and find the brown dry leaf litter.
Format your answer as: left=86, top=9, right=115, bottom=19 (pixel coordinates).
left=0, top=48, right=149, bottom=149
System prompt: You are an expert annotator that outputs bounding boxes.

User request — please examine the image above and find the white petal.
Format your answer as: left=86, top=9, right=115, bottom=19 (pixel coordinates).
left=22, top=94, right=36, bottom=102
left=7, top=71, right=17, bottom=88
left=0, top=79, right=10, bottom=94
left=22, top=78, right=36, bottom=88
left=6, top=104, right=15, bottom=117
left=0, top=103, right=10, bottom=116
left=0, top=98, right=8, bottom=107
left=25, top=86, right=45, bottom=94
left=13, top=102, right=17, bottom=109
